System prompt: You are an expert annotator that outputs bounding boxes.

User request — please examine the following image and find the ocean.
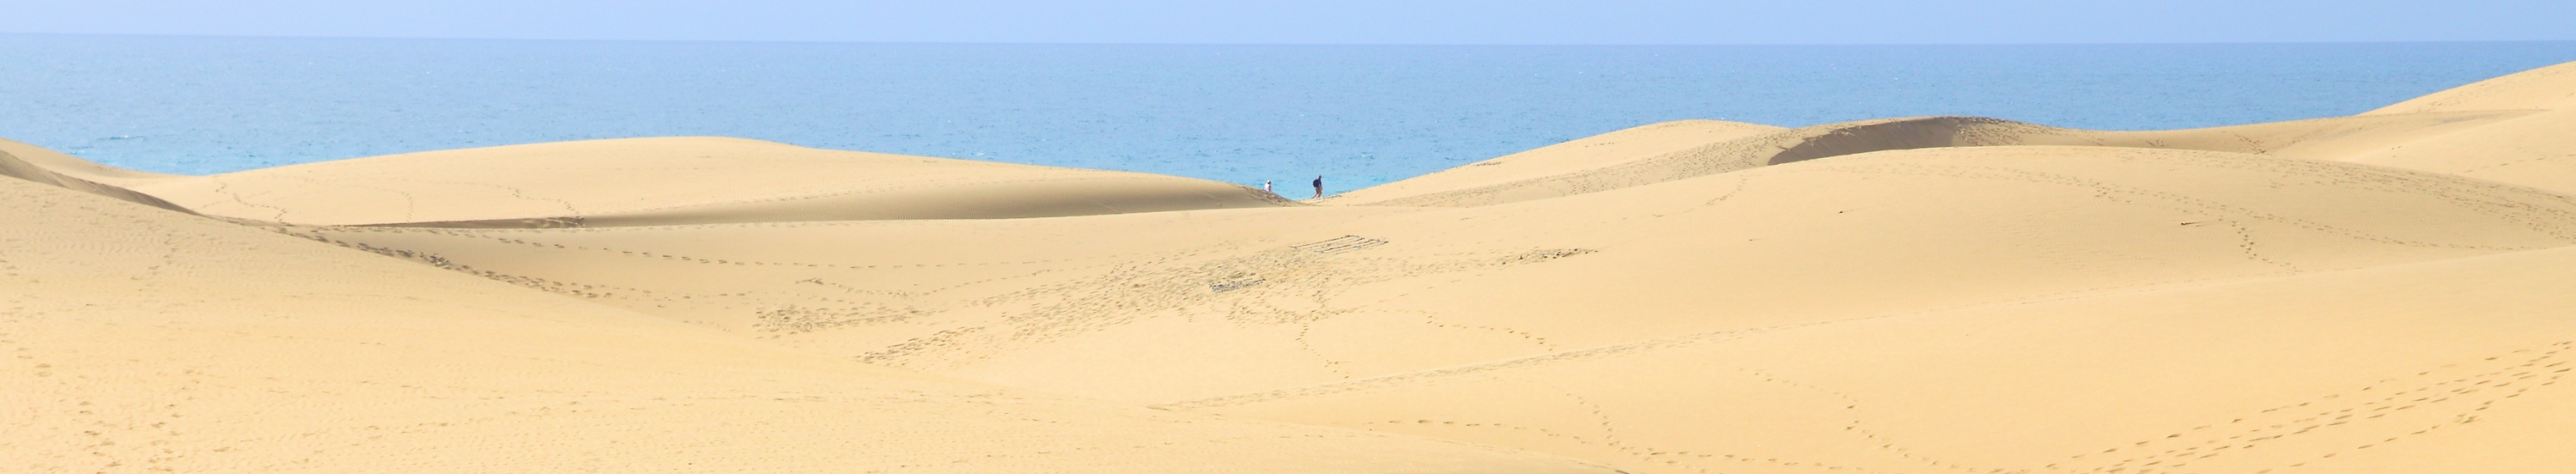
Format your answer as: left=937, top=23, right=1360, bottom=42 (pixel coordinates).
left=3, top=34, right=2573, bottom=189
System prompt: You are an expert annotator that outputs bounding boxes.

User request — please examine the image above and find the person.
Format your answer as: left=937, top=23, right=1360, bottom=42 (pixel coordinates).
left=1263, top=180, right=1273, bottom=194
left=1311, top=175, right=1324, bottom=199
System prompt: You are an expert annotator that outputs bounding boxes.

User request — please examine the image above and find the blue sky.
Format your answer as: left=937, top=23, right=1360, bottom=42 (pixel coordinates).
left=8, top=0, right=2573, bottom=45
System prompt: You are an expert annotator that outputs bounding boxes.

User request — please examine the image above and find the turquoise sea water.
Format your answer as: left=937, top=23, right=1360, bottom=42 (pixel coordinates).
left=3, top=34, right=2573, bottom=189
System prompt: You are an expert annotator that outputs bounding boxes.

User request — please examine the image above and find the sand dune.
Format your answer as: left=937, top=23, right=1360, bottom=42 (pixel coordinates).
left=103, top=137, right=1290, bottom=227
left=2366, top=60, right=2576, bottom=114
left=1330, top=110, right=2541, bottom=207
left=2349, top=108, right=2576, bottom=193
left=1330, top=115, right=2099, bottom=207
left=0, top=174, right=1613, bottom=473
left=0, top=138, right=193, bottom=213
left=2336, top=107, right=2576, bottom=194
left=9, top=59, right=2576, bottom=473
left=1178, top=243, right=2576, bottom=474
left=1321, top=119, right=1783, bottom=205
left=284, top=145, right=2576, bottom=405
left=2315, top=62, right=2576, bottom=194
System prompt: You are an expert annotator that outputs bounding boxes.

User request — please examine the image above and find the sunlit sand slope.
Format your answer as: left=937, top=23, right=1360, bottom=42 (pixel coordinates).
left=111, top=137, right=1289, bottom=227
left=0, top=177, right=1615, bottom=473
left=1332, top=116, right=2098, bottom=207
left=1321, top=119, right=1782, bottom=204
left=299, top=146, right=2576, bottom=404
left=1327, top=110, right=2543, bottom=207
left=2338, top=108, right=2576, bottom=194
left=2366, top=60, right=2576, bottom=114
left=1176, top=244, right=2576, bottom=474
left=2320, top=64, right=2576, bottom=194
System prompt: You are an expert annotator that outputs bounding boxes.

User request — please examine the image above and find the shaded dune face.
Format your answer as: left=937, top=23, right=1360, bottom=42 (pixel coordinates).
left=5, top=59, right=2576, bottom=474
left=0, top=140, right=195, bottom=214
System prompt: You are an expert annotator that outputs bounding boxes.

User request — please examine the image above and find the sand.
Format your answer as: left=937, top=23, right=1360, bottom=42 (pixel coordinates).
left=0, top=167, right=1611, bottom=473
left=7, top=59, right=2576, bottom=473
left=92, top=137, right=1291, bottom=227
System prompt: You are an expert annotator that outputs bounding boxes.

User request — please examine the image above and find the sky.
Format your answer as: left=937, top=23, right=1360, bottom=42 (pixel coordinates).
left=4, top=0, right=2573, bottom=45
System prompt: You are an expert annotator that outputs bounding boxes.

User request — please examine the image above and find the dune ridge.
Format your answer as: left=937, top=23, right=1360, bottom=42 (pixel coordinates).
left=1320, top=119, right=1784, bottom=205
left=0, top=139, right=193, bottom=213
left=104, top=137, right=1292, bottom=228
left=1328, top=109, right=2543, bottom=207
left=2366, top=60, right=2576, bottom=114
left=8, top=59, right=2576, bottom=473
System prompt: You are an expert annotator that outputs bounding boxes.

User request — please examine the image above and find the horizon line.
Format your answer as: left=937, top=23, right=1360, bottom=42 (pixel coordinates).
left=8, top=31, right=2575, bottom=48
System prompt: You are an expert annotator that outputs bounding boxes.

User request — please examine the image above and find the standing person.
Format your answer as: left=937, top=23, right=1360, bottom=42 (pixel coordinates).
left=1263, top=180, right=1273, bottom=195
left=1311, top=175, right=1324, bottom=199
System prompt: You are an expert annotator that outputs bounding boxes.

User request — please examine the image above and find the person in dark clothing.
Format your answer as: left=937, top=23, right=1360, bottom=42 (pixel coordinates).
left=1311, top=175, right=1324, bottom=199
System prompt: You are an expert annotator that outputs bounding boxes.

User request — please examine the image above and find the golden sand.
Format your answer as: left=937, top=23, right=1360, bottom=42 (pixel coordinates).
left=8, top=60, right=2576, bottom=473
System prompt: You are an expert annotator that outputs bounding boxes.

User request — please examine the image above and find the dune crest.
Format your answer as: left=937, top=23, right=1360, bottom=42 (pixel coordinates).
left=1334, top=108, right=2549, bottom=207
left=2336, top=108, right=2576, bottom=194
left=21, top=137, right=1292, bottom=227
left=1332, top=116, right=2081, bottom=207
left=1334, top=63, right=2576, bottom=207
left=2366, top=60, right=2576, bottom=114
left=0, top=138, right=194, bottom=214
left=2323, top=64, right=2576, bottom=193
left=1321, top=119, right=1783, bottom=205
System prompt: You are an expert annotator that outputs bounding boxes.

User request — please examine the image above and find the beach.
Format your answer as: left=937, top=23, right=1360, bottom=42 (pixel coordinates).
left=7, top=59, right=2576, bottom=473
